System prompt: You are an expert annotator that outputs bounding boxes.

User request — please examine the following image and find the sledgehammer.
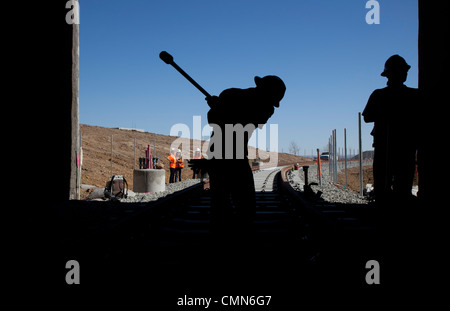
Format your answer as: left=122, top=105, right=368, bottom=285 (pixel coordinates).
left=159, top=51, right=211, bottom=99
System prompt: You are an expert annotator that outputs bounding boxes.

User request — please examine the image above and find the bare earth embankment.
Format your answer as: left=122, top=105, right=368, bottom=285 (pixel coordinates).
left=80, top=124, right=311, bottom=198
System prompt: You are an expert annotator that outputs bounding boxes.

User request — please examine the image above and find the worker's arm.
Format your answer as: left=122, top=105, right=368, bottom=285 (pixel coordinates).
left=206, top=88, right=241, bottom=125
left=362, top=90, right=379, bottom=123
left=188, top=158, right=208, bottom=172
left=206, top=96, right=220, bottom=109
left=256, top=106, right=275, bottom=129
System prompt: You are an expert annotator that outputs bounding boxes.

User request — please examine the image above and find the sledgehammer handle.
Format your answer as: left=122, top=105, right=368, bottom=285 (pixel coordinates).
left=171, top=62, right=212, bottom=98
left=159, top=51, right=211, bottom=99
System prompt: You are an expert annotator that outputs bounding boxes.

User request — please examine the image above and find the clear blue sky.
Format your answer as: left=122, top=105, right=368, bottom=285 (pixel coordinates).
left=79, top=0, right=418, bottom=156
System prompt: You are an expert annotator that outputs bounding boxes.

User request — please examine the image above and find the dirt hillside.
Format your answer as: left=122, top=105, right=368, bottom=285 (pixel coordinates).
left=338, top=165, right=418, bottom=193
left=80, top=124, right=311, bottom=197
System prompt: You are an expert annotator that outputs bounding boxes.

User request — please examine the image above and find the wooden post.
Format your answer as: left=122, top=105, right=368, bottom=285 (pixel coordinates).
left=68, top=20, right=79, bottom=199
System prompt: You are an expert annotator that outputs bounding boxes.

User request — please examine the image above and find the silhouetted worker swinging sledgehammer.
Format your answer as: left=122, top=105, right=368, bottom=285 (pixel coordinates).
left=159, top=51, right=286, bottom=240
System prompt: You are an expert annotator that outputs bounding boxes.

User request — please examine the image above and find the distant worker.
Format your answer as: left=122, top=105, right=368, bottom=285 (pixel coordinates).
left=167, top=148, right=176, bottom=183
left=198, top=75, right=286, bottom=239
left=192, top=148, right=203, bottom=179
left=363, top=54, right=421, bottom=203
left=175, top=149, right=184, bottom=182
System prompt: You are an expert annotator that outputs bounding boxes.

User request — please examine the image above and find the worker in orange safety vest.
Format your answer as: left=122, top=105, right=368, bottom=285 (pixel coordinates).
left=167, top=148, right=177, bottom=183
left=175, top=149, right=184, bottom=182
left=192, top=148, right=203, bottom=179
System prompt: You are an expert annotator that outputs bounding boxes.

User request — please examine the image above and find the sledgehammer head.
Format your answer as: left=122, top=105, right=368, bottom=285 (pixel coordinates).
left=159, top=51, right=174, bottom=65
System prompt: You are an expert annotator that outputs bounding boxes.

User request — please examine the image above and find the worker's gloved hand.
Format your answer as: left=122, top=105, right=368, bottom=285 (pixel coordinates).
left=188, top=158, right=208, bottom=173
left=206, top=96, right=220, bottom=108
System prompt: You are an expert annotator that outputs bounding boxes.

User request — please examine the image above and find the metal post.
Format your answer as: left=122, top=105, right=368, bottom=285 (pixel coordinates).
left=331, top=132, right=334, bottom=183
left=358, top=112, right=363, bottom=195
left=317, top=148, right=322, bottom=186
left=111, top=134, right=113, bottom=177
left=134, top=137, right=136, bottom=170
left=336, top=148, right=341, bottom=171
left=333, top=129, right=337, bottom=184
left=344, top=128, right=348, bottom=189
left=335, top=130, right=338, bottom=184
left=332, top=131, right=334, bottom=183
left=338, top=147, right=340, bottom=171
left=331, top=133, right=334, bottom=182
left=328, top=136, right=332, bottom=178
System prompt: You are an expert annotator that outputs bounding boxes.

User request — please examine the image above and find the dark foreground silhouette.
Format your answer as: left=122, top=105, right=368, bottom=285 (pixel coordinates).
left=201, top=76, right=286, bottom=241
left=363, top=54, right=422, bottom=204
left=363, top=54, right=428, bottom=285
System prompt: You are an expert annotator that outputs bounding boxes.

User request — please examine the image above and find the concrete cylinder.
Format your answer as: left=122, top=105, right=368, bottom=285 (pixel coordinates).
left=133, top=169, right=165, bottom=193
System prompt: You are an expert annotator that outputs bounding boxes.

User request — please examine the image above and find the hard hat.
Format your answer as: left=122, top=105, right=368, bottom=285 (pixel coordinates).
left=254, top=75, right=286, bottom=107
left=177, top=149, right=181, bottom=153
left=381, top=54, right=411, bottom=77
left=195, top=148, right=200, bottom=152
left=171, top=148, right=175, bottom=151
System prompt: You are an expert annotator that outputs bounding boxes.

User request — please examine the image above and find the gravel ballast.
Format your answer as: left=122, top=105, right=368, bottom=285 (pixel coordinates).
left=123, top=163, right=371, bottom=205
left=88, top=161, right=371, bottom=205
left=288, top=163, right=370, bottom=205
left=120, top=178, right=202, bottom=203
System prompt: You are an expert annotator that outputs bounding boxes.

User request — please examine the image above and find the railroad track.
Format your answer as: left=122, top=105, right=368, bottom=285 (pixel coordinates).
left=70, top=163, right=378, bottom=286
left=253, top=167, right=282, bottom=192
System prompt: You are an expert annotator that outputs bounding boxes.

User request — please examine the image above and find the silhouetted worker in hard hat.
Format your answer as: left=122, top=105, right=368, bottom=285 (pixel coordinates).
left=199, top=75, right=286, bottom=243
left=363, top=55, right=421, bottom=204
